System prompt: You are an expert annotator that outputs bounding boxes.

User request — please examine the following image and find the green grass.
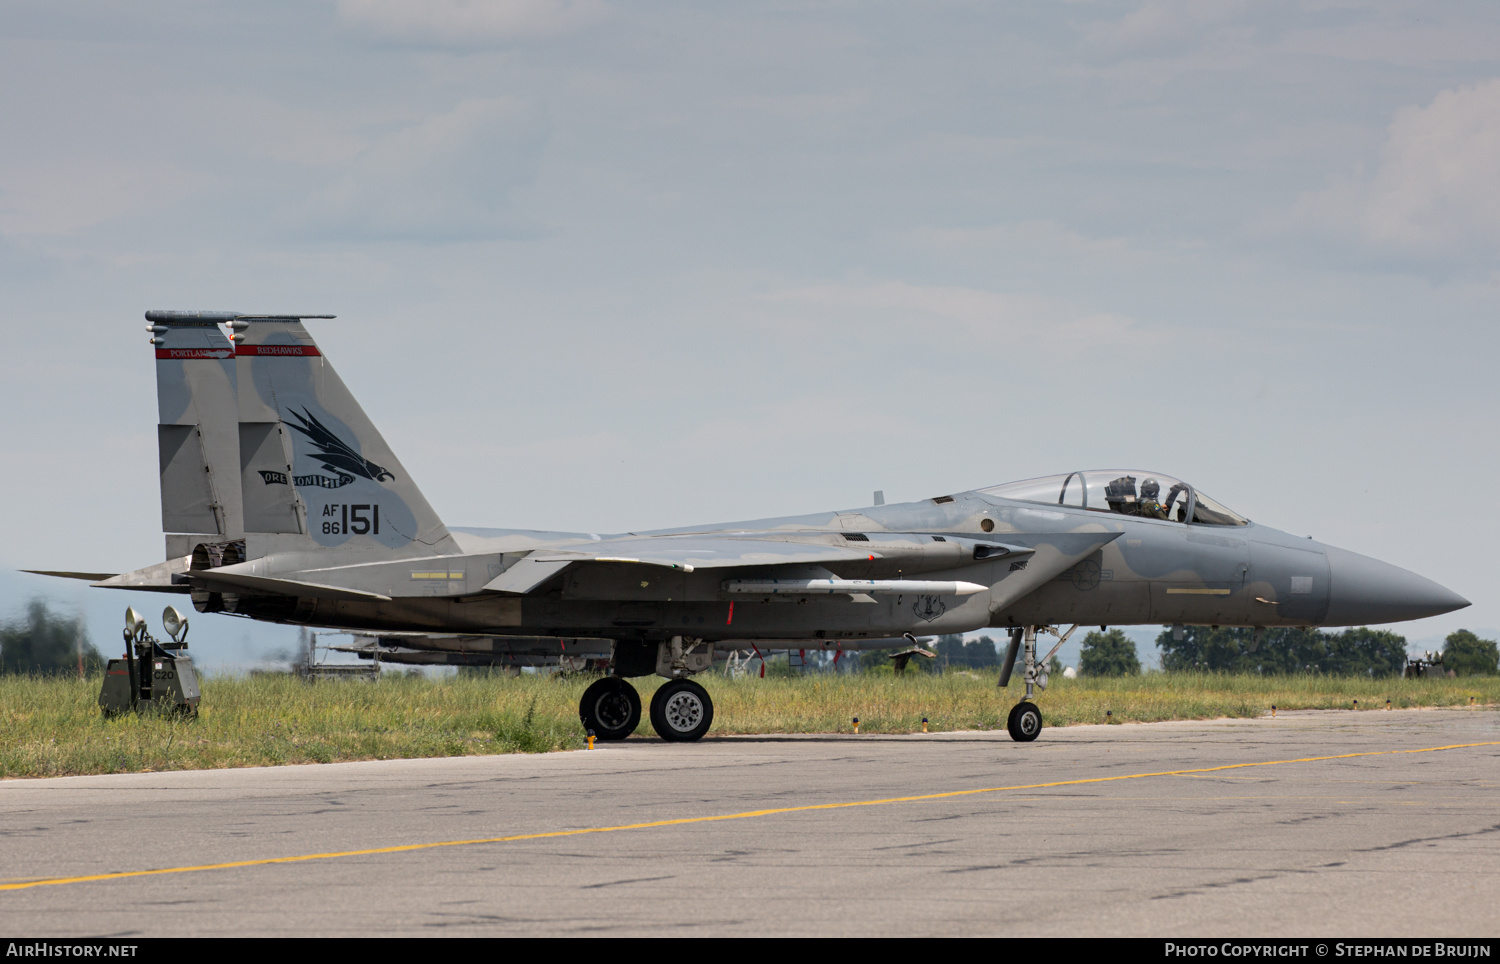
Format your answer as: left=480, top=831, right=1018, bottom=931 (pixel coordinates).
left=0, top=672, right=586, bottom=779
left=2, top=670, right=1496, bottom=779
left=700, top=670, right=1500, bottom=733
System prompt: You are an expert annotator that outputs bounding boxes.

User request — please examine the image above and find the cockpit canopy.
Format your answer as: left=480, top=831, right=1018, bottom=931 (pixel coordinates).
left=978, top=471, right=1248, bottom=527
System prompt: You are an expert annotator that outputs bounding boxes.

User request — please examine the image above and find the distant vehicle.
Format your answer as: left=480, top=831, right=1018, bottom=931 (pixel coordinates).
left=1403, top=651, right=1453, bottom=679
left=31, top=311, right=1470, bottom=743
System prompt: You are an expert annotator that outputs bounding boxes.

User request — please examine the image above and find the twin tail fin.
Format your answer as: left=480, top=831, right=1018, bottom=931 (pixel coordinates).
left=148, top=310, right=456, bottom=563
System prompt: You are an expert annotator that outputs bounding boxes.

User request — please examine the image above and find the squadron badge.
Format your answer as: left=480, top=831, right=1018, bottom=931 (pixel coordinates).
left=912, top=594, right=947, bottom=622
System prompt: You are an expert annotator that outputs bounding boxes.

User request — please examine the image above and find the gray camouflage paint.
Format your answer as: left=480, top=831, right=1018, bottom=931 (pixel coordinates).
left=96, top=313, right=1470, bottom=653
left=150, top=314, right=241, bottom=549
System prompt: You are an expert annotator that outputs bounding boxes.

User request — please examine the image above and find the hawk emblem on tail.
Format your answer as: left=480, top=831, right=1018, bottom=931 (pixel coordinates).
left=286, top=408, right=395, bottom=482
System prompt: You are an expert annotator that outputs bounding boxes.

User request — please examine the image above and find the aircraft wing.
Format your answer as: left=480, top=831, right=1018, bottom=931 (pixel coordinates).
left=482, top=536, right=886, bottom=594
left=527, top=536, right=881, bottom=571
left=986, top=530, right=1126, bottom=613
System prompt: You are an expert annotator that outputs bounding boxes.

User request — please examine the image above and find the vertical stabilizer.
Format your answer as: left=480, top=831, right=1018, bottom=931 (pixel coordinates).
left=233, top=316, right=457, bottom=558
left=147, top=311, right=243, bottom=560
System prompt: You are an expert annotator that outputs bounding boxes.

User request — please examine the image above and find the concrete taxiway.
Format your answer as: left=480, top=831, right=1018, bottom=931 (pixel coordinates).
left=2, top=709, right=1497, bottom=937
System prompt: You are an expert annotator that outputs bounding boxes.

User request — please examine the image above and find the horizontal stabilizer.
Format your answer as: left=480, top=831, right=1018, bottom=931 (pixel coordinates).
left=93, top=557, right=193, bottom=593
left=22, top=570, right=119, bottom=582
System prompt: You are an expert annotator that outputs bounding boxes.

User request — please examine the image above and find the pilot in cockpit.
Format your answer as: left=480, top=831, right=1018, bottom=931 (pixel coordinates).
left=1106, top=476, right=1193, bottom=521
left=1138, top=478, right=1168, bottom=519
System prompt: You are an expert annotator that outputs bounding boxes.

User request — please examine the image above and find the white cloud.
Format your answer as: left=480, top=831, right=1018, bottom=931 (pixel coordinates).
left=336, top=0, right=606, bottom=45
left=1290, top=79, right=1500, bottom=259
left=289, top=99, right=546, bottom=240
left=1361, top=79, right=1500, bottom=252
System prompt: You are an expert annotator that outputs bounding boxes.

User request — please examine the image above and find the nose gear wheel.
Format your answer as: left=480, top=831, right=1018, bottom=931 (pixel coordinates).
left=1007, top=701, right=1042, bottom=742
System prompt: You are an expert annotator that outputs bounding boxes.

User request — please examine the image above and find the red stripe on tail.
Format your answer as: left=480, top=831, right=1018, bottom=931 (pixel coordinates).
left=236, top=345, right=322, bottom=356
left=155, top=348, right=234, bottom=360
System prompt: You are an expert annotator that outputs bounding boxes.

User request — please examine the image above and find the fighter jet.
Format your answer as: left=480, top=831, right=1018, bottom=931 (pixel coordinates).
left=33, top=311, right=1471, bottom=743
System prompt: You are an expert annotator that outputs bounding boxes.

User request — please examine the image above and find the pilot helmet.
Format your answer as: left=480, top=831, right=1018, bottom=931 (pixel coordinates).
left=1141, top=478, right=1161, bottom=502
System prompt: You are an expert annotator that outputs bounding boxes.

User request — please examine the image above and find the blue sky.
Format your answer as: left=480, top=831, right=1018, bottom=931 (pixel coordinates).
left=3, top=2, right=1497, bottom=668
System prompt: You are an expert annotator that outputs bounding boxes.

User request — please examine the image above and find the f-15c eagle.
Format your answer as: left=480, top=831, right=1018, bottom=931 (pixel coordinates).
left=32, top=311, right=1470, bottom=743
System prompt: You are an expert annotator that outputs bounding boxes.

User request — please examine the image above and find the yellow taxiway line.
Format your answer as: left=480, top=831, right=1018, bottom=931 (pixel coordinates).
left=4, top=740, right=1497, bottom=894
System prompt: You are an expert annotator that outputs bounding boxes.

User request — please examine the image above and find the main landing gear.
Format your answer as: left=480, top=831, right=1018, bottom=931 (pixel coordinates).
left=998, top=624, right=1077, bottom=743
left=650, top=678, right=714, bottom=742
left=579, top=676, right=641, bottom=741
left=578, top=637, right=716, bottom=742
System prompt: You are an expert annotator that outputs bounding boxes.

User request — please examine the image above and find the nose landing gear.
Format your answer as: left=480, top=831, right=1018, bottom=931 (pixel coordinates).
left=999, top=624, right=1076, bottom=742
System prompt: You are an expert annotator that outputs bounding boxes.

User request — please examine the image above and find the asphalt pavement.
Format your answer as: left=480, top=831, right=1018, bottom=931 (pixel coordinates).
left=2, top=708, right=1497, bottom=937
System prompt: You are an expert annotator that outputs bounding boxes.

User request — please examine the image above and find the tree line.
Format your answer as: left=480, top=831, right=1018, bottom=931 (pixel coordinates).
left=0, top=600, right=104, bottom=676
left=1078, top=626, right=1498, bottom=678
left=906, top=627, right=1499, bottom=678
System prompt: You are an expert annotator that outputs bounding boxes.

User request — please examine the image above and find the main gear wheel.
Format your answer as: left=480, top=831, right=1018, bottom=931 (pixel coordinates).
left=579, top=677, right=641, bottom=741
left=649, top=678, right=714, bottom=742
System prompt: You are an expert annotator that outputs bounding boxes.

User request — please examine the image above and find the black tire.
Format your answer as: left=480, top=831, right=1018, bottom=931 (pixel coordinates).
left=1007, top=701, right=1042, bottom=742
left=649, top=678, right=714, bottom=742
left=579, top=677, right=641, bottom=741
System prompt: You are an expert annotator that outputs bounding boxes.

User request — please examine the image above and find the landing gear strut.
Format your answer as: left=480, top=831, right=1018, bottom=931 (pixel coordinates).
left=579, top=676, right=641, bottom=741
left=998, top=624, right=1077, bottom=743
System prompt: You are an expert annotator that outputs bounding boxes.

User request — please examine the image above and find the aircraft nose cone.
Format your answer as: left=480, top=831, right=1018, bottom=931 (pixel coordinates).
left=1324, top=545, right=1470, bottom=626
